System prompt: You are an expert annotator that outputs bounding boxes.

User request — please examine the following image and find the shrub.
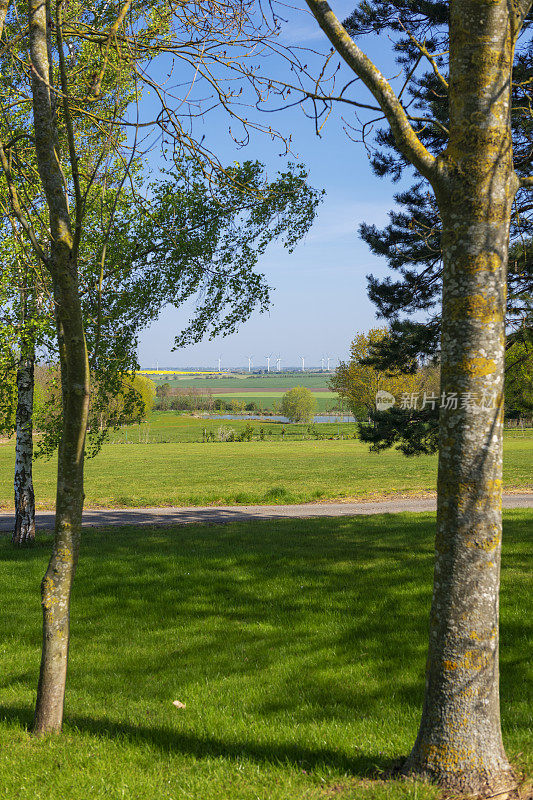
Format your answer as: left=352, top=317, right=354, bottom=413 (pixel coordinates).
left=280, top=386, right=317, bottom=423
left=216, top=426, right=236, bottom=442
left=238, top=422, right=254, bottom=441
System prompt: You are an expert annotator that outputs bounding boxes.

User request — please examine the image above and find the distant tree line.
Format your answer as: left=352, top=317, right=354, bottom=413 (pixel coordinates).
left=155, top=384, right=265, bottom=414
left=8, top=368, right=157, bottom=456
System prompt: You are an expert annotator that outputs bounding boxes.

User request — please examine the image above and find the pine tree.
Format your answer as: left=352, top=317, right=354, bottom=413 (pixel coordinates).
left=350, top=2, right=533, bottom=454
left=350, top=3, right=533, bottom=372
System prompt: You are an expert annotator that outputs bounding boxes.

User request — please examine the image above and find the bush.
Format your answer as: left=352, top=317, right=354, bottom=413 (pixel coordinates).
left=280, top=386, right=317, bottom=423
left=238, top=422, right=254, bottom=441
left=216, top=426, right=236, bottom=442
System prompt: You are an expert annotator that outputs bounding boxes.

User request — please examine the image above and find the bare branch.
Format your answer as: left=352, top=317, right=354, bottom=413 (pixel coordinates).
left=519, top=175, right=533, bottom=189
left=0, top=141, right=49, bottom=263
left=407, top=114, right=449, bottom=136
left=303, top=0, right=439, bottom=185
left=398, top=23, right=448, bottom=92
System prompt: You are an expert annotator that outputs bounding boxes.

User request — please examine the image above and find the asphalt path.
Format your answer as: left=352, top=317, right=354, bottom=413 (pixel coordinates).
left=0, top=493, right=532, bottom=532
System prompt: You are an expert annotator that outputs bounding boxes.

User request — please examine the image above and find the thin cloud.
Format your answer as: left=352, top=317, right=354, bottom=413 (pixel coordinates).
left=305, top=200, right=390, bottom=244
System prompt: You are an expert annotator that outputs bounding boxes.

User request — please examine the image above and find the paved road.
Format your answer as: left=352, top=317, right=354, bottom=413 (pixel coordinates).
left=0, top=494, right=532, bottom=532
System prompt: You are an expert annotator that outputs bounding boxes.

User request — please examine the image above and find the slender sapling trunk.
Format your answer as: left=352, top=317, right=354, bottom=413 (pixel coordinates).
left=13, top=343, right=36, bottom=545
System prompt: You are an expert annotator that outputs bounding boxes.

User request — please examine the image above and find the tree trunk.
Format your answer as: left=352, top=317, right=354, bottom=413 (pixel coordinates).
left=302, top=0, right=528, bottom=791
left=403, top=0, right=518, bottom=793
left=13, top=346, right=36, bottom=546
left=28, top=0, right=90, bottom=734
left=32, top=276, right=90, bottom=735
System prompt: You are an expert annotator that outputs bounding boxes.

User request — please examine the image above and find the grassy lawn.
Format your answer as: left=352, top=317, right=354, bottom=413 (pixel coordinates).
left=109, top=413, right=359, bottom=444
left=0, top=425, right=531, bottom=509
left=0, top=511, right=530, bottom=799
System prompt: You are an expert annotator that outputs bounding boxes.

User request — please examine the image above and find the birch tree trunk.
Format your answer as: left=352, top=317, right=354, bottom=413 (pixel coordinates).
left=403, top=0, right=518, bottom=793
left=13, top=344, right=36, bottom=546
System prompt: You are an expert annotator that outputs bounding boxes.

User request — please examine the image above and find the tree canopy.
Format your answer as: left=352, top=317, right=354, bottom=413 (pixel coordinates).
left=0, top=0, right=323, bottom=734
left=280, top=386, right=317, bottom=423
left=330, top=328, right=438, bottom=417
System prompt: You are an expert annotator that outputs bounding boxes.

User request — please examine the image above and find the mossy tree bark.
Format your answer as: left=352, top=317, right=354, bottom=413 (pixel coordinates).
left=402, top=2, right=519, bottom=792
left=303, top=0, right=530, bottom=792
left=28, top=0, right=90, bottom=734
left=32, top=278, right=89, bottom=735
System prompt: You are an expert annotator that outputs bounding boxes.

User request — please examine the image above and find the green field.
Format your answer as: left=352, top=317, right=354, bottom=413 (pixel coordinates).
left=0, top=419, right=531, bottom=508
left=150, top=372, right=333, bottom=389
left=0, top=512, right=530, bottom=800
left=209, top=391, right=337, bottom=398
left=208, top=391, right=339, bottom=411
left=151, top=373, right=341, bottom=410
left=108, top=412, right=357, bottom=443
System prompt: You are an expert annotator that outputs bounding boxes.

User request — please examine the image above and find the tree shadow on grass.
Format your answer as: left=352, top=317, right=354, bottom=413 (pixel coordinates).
left=0, top=702, right=399, bottom=778
left=0, top=514, right=529, bottom=784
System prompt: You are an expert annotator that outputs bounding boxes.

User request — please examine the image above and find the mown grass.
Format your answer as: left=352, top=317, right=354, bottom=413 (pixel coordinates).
left=0, top=511, right=530, bottom=800
left=0, top=427, right=532, bottom=509
left=110, top=412, right=358, bottom=444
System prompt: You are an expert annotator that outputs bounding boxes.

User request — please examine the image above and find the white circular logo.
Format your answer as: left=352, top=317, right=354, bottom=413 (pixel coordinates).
left=376, top=390, right=395, bottom=411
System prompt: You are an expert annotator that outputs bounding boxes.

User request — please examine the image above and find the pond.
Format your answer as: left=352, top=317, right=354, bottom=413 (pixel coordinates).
left=204, top=413, right=358, bottom=424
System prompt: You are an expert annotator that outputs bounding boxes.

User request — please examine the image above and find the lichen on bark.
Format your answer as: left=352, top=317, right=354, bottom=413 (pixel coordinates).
left=303, top=0, right=528, bottom=792
left=402, top=0, right=519, bottom=792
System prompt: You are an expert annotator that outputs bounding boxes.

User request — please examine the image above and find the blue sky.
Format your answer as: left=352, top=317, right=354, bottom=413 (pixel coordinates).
left=137, top=2, right=413, bottom=371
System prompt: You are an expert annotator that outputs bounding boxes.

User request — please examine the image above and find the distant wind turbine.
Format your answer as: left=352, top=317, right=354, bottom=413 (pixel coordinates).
left=300, top=356, right=305, bottom=372
left=218, top=356, right=222, bottom=372
left=276, top=356, right=281, bottom=372
left=265, top=355, right=271, bottom=373
left=248, top=355, right=253, bottom=373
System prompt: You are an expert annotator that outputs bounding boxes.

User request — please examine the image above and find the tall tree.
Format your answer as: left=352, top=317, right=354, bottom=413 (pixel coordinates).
left=330, top=327, right=438, bottom=416
left=279, top=0, right=533, bottom=792
left=32, top=159, right=322, bottom=459
left=13, top=271, right=37, bottom=544
left=0, top=235, right=51, bottom=545
left=302, top=1, right=533, bottom=441
left=0, top=0, right=319, bottom=734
